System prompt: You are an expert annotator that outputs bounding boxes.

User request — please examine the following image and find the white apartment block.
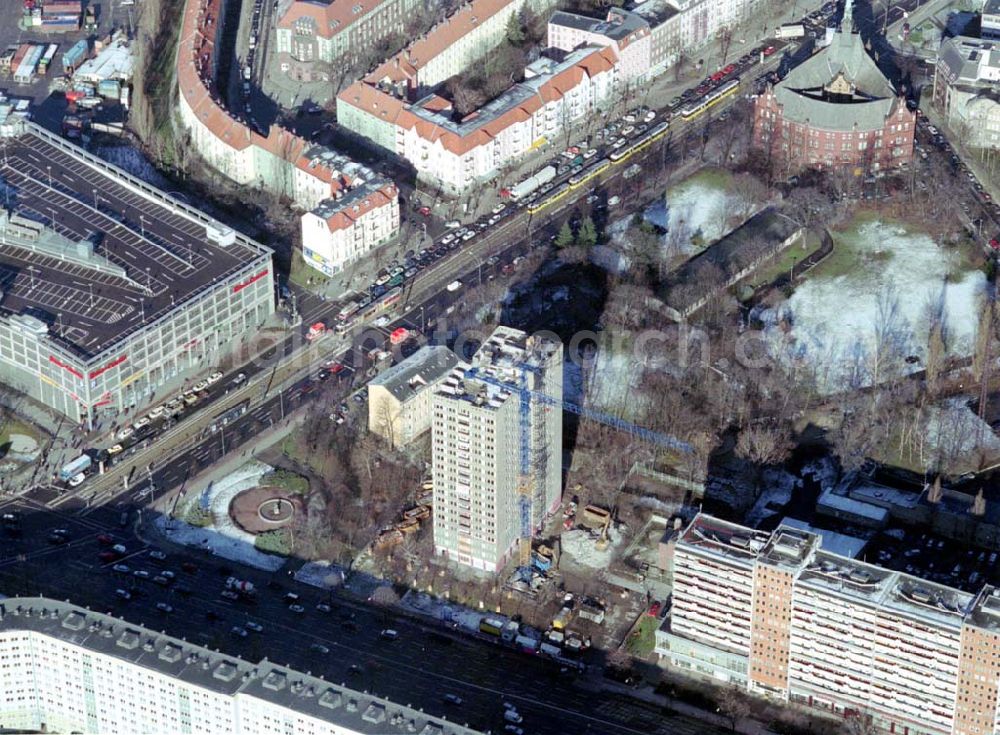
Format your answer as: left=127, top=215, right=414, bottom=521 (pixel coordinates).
left=368, top=345, right=461, bottom=447
left=0, top=597, right=483, bottom=735
left=431, top=327, right=562, bottom=572
left=658, top=514, right=1000, bottom=735
left=178, top=0, right=400, bottom=276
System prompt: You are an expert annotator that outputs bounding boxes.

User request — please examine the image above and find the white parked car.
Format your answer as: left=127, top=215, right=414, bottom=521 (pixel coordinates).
left=156, top=603, right=173, bottom=613
left=206, top=371, right=223, bottom=384
left=446, top=280, right=463, bottom=292
left=68, top=473, right=87, bottom=488
left=116, top=427, right=134, bottom=441
left=445, top=220, right=461, bottom=229
left=643, top=110, right=656, bottom=122
left=491, top=202, right=506, bottom=214
left=149, top=550, right=167, bottom=560
left=246, top=621, right=264, bottom=632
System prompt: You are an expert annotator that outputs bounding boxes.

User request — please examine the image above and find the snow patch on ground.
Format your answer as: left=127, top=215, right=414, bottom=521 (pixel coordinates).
left=758, top=220, right=985, bottom=391
left=926, top=398, right=1000, bottom=459
left=586, top=348, right=648, bottom=420
left=646, top=175, right=744, bottom=250
left=158, top=461, right=285, bottom=571
left=400, top=590, right=487, bottom=631
left=294, top=561, right=346, bottom=590
left=92, top=144, right=172, bottom=189
left=561, top=525, right=623, bottom=569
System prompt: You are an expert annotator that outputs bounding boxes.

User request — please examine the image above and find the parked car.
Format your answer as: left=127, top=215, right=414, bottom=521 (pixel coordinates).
left=380, top=629, right=399, bottom=641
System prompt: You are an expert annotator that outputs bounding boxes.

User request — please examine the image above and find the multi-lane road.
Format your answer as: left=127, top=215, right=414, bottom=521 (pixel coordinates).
left=0, top=493, right=725, bottom=735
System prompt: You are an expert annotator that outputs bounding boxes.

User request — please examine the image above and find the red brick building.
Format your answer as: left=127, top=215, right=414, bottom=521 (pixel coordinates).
left=752, top=23, right=915, bottom=178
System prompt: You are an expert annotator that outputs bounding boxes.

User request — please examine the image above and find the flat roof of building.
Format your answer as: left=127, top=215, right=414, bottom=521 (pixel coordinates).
left=0, top=596, right=482, bottom=735
left=435, top=326, right=559, bottom=410
left=779, top=517, right=868, bottom=559
left=797, top=549, right=896, bottom=604
left=817, top=489, right=889, bottom=523
left=630, top=0, right=678, bottom=26
left=0, top=125, right=270, bottom=360
left=677, top=514, right=771, bottom=565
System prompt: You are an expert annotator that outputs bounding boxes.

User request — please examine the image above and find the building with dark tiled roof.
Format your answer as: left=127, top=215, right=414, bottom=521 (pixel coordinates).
left=751, top=5, right=914, bottom=177
left=368, top=345, right=462, bottom=446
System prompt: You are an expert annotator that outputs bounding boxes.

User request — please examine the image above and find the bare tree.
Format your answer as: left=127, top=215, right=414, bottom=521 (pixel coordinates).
left=716, top=26, right=736, bottom=66
left=841, top=711, right=879, bottom=735
left=716, top=686, right=752, bottom=731
left=736, top=423, right=793, bottom=467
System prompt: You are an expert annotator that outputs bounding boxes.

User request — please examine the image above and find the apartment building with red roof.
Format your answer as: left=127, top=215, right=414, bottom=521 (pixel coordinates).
left=273, top=0, right=420, bottom=81
left=176, top=0, right=400, bottom=275
left=335, top=0, right=622, bottom=194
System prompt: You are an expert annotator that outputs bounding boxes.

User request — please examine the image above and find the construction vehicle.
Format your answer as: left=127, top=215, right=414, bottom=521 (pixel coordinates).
left=533, top=544, right=554, bottom=572
left=464, top=358, right=690, bottom=572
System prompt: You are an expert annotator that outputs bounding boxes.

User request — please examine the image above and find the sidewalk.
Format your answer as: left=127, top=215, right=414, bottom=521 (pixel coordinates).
left=581, top=678, right=771, bottom=735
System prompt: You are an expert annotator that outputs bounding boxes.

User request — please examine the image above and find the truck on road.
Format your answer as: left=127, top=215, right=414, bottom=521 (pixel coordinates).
left=775, top=23, right=805, bottom=38
left=60, top=454, right=92, bottom=482
left=225, top=577, right=256, bottom=596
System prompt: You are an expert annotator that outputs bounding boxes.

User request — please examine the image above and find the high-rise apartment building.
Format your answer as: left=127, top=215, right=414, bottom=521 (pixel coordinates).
left=431, top=327, right=562, bottom=572
left=0, top=597, right=483, bottom=735
left=659, top=514, right=1000, bottom=735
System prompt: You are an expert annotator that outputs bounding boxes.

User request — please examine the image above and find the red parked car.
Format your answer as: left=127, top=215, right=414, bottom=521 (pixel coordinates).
left=710, top=70, right=726, bottom=82
left=418, top=206, right=431, bottom=216
left=723, top=64, right=736, bottom=75
left=97, top=534, right=114, bottom=546
left=763, top=45, right=777, bottom=56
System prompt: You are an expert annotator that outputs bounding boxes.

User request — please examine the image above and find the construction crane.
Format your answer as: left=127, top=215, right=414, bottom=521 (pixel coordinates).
left=464, top=365, right=692, bottom=569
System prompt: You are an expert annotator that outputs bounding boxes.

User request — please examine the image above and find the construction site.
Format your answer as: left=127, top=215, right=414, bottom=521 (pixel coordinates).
left=348, top=325, right=695, bottom=660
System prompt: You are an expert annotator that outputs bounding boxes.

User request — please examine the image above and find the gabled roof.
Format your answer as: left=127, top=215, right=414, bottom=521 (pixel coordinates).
left=276, top=0, right=388, bottom=38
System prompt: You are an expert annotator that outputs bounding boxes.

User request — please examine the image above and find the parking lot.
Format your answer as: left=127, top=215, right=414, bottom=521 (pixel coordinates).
left=0, top=129, right=262, bottom=358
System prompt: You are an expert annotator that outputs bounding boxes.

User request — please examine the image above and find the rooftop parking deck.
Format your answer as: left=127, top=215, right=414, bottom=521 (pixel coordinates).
left=0, top=127, right=268, bottom=360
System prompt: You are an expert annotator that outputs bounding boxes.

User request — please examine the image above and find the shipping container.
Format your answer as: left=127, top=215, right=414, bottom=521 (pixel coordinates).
left=40, top=17, right=80, bottom=31
left=43, top=0, right=83, bottom=13
left=10, top=44, right=31, bottom=72
left=14, top=44, right=44, bottom=84
left=62, top=39, right=88, bottom=73
left=37, top=43, right=57, bottom=74
left=97, top=79, right=120, bottom=98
